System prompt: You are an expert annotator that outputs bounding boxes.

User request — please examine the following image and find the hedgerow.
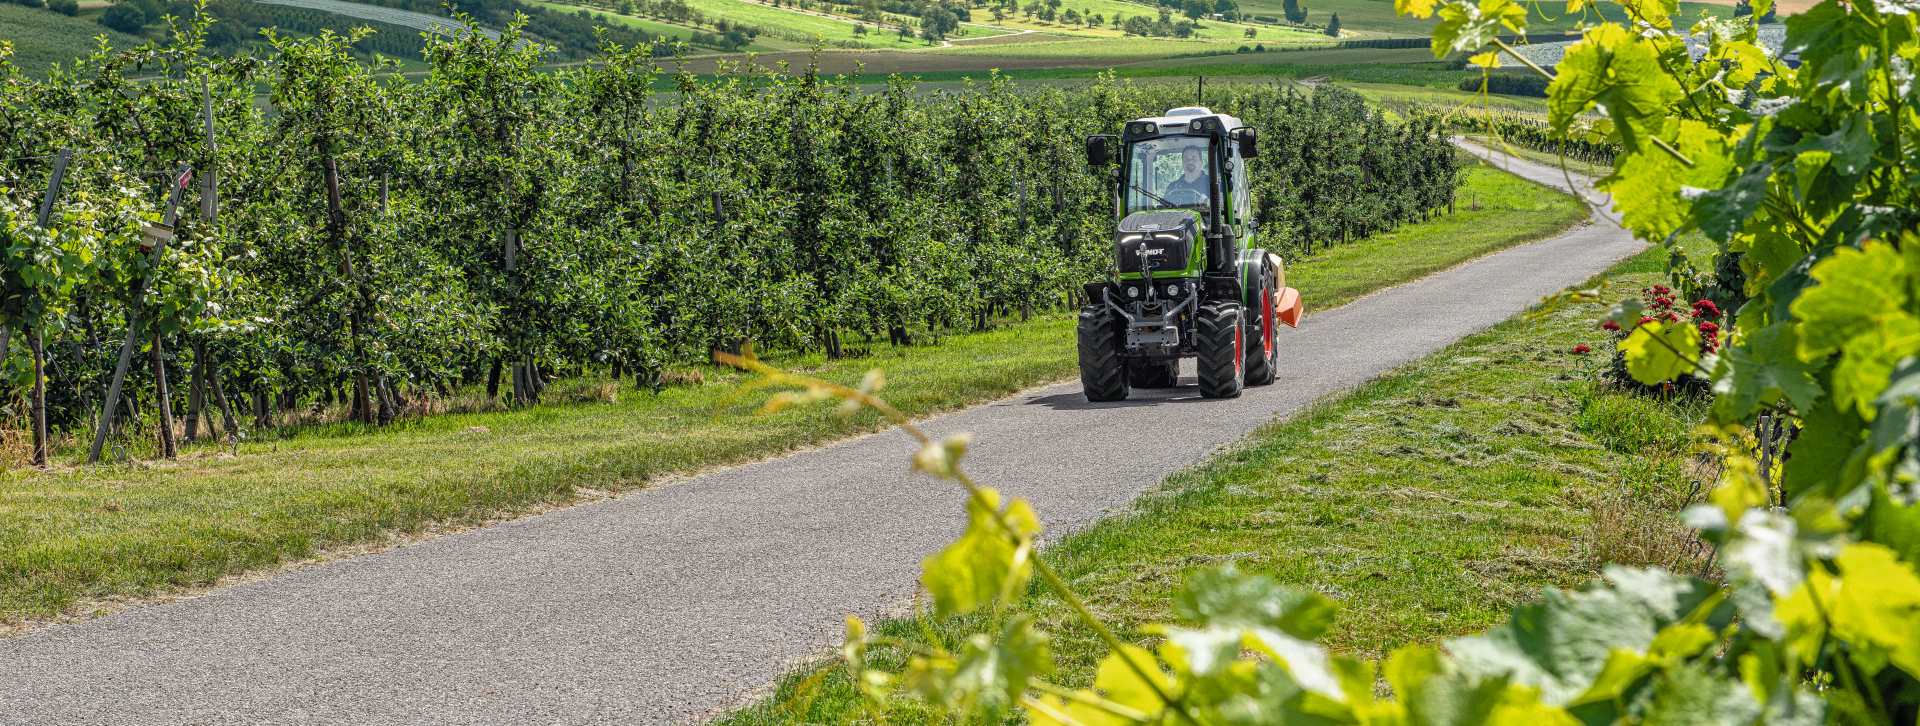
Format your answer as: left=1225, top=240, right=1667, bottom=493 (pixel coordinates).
left=0, top=8, right=1455, bottom=462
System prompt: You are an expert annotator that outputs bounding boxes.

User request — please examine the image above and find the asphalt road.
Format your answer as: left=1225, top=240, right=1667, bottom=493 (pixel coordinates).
left=0, top=143, right=1640, bottom=725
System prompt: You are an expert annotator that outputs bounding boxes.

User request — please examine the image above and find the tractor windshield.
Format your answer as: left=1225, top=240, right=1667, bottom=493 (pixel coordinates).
left=1124, top=136, right=1212, bottom=215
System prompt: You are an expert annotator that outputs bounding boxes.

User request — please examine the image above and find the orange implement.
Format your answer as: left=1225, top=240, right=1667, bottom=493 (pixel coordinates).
left=1276, top=287, right=1303, bottom=328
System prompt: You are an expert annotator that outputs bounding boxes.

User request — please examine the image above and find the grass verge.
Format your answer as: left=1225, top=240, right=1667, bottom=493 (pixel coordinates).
left=1, top=159, right=1583, bottom=627
left=718, top=246, right=1710, bottom=725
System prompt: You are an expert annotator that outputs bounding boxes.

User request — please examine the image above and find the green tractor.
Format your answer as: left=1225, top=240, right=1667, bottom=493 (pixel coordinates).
left=1078, top=106, right=1303, bottom=402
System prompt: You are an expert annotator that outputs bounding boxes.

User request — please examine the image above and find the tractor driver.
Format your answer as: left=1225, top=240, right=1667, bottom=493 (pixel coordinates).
left=1159, top=145, right=1210, bottom=205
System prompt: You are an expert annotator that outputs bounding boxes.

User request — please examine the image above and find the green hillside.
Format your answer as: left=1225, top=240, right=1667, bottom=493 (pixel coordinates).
left=1234, top=0, right=1737, bottom=35
left=0, top=3, right=146, bottom=76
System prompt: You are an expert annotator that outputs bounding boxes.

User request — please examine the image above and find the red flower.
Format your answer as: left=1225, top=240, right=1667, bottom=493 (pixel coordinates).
left=1638, top=316, right=1656, bottom=326
left=1697, top=321, right=1720, bottom=335
left=1652, top=285, right=1672, bottom=295
left=1658, top=311, right=1681, bottom=323
left=1692, top=299, right=1721, bottom=319
left=1571, top=345, right=1592, bottom=354
left=1651, top=296, right=1674, bottom=310
left=1602, top=320, right=1620, bottom=331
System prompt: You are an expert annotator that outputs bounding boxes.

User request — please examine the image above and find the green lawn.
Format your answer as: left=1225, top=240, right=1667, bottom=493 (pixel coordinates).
left=719, top=246, right=1709, bottom=725
left=0, top=3, right=145, bottom=77
left=1, top=157, right=1586, bottom=627
left=1287, top=161, right=1586, bottom=311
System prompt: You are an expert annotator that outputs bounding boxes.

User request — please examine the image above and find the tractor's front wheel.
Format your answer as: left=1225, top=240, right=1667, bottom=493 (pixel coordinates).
left=1077, top=304, right=1129, bottom=402
left=1128, top=360, right=1179, bottom=388
left=1197, top=300, right=1244, bottom=399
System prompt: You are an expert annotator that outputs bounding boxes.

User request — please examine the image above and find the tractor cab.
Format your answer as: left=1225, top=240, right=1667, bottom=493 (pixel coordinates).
left=1075, top=107, right=1303, bottom=403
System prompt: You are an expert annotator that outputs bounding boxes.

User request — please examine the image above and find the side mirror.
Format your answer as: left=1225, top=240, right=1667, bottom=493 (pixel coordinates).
left=1236, top=127, right=1259, bottom=159
left=1085, top=135, right=1117, bottom=166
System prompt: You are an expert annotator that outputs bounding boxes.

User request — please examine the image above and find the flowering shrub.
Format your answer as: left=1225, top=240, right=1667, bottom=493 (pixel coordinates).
left=1598, top=285, right=1716, bottom=395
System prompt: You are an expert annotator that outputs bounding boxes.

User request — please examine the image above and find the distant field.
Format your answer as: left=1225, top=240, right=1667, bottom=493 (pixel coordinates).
left=0, top=3, right=145, bottom=76
left=945, top=0, right=1294, bottom=42
left=1339, top=80, right=1551, bottom=113
left=523, top=0, right=800, bottom=52
left=933, top=36, right=1318, bottom=59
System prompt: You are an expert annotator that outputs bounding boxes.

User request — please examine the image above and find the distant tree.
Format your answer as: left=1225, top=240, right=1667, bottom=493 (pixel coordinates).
left=99, top=3, right=144, bottom=32
left=1122, top=13, right=1153, bottom=34
left=1090, top=11, right=1102, bottom=24
left=49, top=0, right=78, bottom=15
left=899, top=22, right=911, bottom=38
left=1243, top=26, right=1255, bottom=37
left=1323, top=12, right=1339, bottom=35
left=1038, top=5, right=1054, bottom=20
left=1253, top=42, right=1263, bottom=50
left=1173, top=19, right=1193, bottom=35
left=1021, top=0, right=1038, bottom=17
left=854, top=22, right=867, bottom=34
left=991, top=6, right=1004, bottom=20
left=1281, top=0, right=1305, bottom=22
left=1214, top=0, right=1237, bottom=19
left=1062, top=8, right=1078, bottom=23
left=1157, top=6, right=1171, bottom=23
left=1182, top=0, right=1207, bottom=20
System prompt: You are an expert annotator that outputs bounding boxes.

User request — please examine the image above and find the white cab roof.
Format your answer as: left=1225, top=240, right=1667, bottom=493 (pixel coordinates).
left=1138, top=106, right=1244, bottom=130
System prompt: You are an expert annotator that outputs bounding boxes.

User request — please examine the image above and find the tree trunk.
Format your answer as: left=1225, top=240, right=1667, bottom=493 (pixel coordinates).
left=487, top=358, right=503, bottom=398
left=185, top=342, right=205, bottom=442
left=207, top=362, right=237, bottom=438
left=151, top=332, right=177, bottom=459
left=29, top=325, right=49, bottom=467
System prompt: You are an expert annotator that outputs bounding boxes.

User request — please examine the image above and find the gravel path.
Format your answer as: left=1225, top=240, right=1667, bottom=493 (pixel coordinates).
left=0, top=144, right=1639, bottom=725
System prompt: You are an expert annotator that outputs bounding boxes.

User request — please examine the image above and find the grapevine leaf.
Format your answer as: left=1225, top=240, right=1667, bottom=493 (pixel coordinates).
left=1833, top=317, right=1920, bottom=420
left=1788, top=240, right=1908, bottom=360
left=1620, top=321, right=1704, bottom=384
left=1094, top=644, right=1170, bottom=716
left=1245, top=626, right=1345, bottom=700
left=1710, top=322, right=1821, bottom=423
left=1398, top=0, right=1441, bottom=20
left=1792, top=112, right=1875, bottom=180
left=1782, top=393, right=1865, bottom=501
left=1447, top=569, right=1713, bottom=705
left=1431, top=0, right=1529, bottom=58
left=1546, top=25, right=1683, bottom=152
left=1636, top=663, right=1762, bottom=726
left=1172, top=564, right=1338, bottom=639
left=1693, top=162, right=1771, bottom=242
left=901, top=615, right=1054, bottom=717
left=920, top=487, right=1041, bottom=617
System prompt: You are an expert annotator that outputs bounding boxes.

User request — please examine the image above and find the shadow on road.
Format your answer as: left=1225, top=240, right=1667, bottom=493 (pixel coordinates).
left=1024, top=382, right=1211, bottom=410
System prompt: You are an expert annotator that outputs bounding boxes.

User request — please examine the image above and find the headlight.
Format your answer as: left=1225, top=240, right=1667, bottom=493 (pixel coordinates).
left=1127, top=286, right=1140, bottom=298
left=1166, top=283, right=1182, bottom=296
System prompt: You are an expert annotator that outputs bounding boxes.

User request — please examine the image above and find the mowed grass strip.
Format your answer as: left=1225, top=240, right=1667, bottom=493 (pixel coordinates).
left=1, top=160, right=1579, bottom=625
left=1287, top=160, right=1585, bottom=311
left=720, top=248, right=1708, bottom=725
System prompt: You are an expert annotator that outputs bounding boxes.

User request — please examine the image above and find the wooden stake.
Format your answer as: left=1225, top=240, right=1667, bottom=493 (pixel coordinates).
left=91, top=162, right=192, bottom=464
left=29, top=326, right=48, bottom=467
left=152, top=331, right=176, bottom=458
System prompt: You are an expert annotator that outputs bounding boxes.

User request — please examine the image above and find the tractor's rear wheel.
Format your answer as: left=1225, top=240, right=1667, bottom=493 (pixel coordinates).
left=1245, top=269, right=1280, bottom=387
left=1077, top=304, right=1129, bottom=402
left=1129, top=360, right=1179, bottom=388
left=1197, top=300, right=1244, bottom=399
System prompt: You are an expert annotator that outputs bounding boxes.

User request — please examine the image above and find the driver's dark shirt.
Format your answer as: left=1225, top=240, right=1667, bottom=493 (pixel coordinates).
left=1162, top=172, right=1210, bottom=201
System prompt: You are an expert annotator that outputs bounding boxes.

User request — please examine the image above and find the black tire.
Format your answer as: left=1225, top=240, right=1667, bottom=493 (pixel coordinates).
left=1197, top=300, right=1244, bottom=399
left=1128, top=360, right=1179, bottom=388
left=1077, top=304, right=1129, bottom=402
left=1244, top=266, right=1280, bottom=387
